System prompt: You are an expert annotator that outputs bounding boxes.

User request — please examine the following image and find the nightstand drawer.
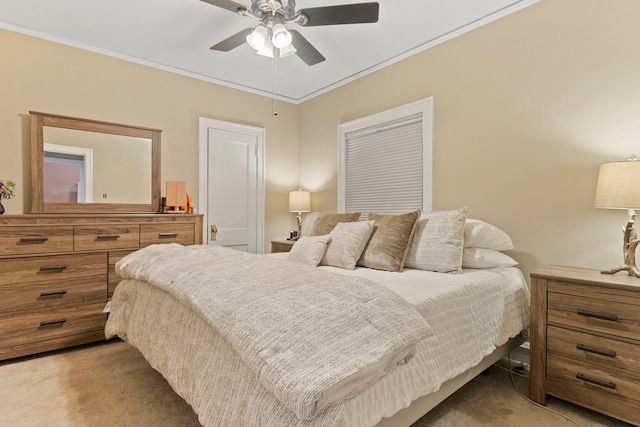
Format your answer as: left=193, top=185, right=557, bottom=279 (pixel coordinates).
left=547, top=354, right=640, bottom=413
left=271, top=240, right=295, bottom=253
left=74, top=225, right=140, bottom=251
left=548, top=326, right=640, bottom=377
left=548, top=291, right=640, bottom=341
left=0, top=226, right=73, bottom=256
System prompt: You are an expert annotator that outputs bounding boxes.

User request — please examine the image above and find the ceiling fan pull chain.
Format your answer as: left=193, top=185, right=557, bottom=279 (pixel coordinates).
left=272, top=53, right=278, bottom=116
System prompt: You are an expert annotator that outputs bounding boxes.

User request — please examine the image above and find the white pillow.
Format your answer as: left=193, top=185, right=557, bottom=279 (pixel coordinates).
left=300, top=212, right=318, bottom=237
left=321, top=221, right=375, bottom=270
left=405, top=208, right=467, bottom=273
left=464, top=219, right=514, bottom=251
left=287, top=235, right=330, bottom=266
left=462, top=248, right=518, bottom=269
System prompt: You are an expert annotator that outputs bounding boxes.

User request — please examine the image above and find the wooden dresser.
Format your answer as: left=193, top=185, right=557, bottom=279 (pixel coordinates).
left=529, top=266, right=640, bottom=425
left=0, top=213, right=203, bottom=361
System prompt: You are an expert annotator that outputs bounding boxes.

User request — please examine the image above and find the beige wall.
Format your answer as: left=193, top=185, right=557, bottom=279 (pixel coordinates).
left=2, top=0, right=640, bottom=278
left=298, top=0, right=640, bottom=280
left=0, top=28, right=300, bottom=251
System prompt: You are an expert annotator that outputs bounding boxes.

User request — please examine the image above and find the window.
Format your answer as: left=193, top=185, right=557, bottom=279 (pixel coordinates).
left=338, top=97, right=433, bottom=216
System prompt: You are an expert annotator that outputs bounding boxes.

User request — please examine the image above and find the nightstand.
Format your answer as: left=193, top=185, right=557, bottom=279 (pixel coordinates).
left=529, top=266, right=640, bottom=426
left=271, top=240, right=295, bottom=253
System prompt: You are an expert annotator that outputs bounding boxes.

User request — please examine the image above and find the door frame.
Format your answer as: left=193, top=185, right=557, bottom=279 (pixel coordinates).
left=198, top=117, right=265, bottom=253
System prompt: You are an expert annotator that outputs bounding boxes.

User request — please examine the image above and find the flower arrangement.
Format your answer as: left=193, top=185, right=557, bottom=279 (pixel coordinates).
left=0, top=179, right=17, bottom=199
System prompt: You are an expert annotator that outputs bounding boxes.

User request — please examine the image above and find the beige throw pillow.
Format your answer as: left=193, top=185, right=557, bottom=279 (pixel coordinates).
left=287, top=235, right=330, bottom=266
left=321, top=221, right=375, bottom=270
left=405, top=207, right=467, bottom=273
left=358, top=210, right=421, bottom=272
left=310, top=212, right=361, bottom=236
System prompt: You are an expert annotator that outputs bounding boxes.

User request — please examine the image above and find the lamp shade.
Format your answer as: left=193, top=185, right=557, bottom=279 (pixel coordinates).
left=289, top=190, right=311, bottom=213
left=594, top=161, right=640, bottom=209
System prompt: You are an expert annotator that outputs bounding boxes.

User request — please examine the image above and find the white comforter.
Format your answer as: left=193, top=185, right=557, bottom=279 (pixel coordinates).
left=112, top=244, right=432, bottom=420
left=106, top=248, right=529, bottom=427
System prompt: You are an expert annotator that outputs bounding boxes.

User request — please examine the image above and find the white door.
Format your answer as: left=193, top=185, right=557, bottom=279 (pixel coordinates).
left=199, top=118, right=264, bottom=253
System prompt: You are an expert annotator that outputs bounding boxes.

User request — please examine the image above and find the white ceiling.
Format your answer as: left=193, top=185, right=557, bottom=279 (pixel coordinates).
left=0, top=0, right=538, bottom=103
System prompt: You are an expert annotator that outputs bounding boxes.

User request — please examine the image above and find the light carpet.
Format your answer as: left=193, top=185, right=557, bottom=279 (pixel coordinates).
left=0, top=340, right=633, bottom=427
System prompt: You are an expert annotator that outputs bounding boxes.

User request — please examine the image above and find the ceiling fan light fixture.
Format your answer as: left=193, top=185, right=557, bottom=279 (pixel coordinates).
left=256, top=37, right=275, bottom=58
left=246, top=25, right=268, bottom=51
left=271, top=23, right=292, bottom=49
left=278, top=43, right=297, bottom=58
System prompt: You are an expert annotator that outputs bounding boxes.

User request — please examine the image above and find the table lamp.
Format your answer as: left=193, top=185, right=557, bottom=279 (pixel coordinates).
left=288, top=189, right=311, bottom=240
left=594, top=157, right=640, bottom=277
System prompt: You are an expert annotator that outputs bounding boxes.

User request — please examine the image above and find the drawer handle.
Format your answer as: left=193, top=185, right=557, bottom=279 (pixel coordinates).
left=576, top=373, right=616, bottom=390
left=158, top=232, right=179, bottom=238
left=96, top=234, right=120, bottom=240
left=40, top=290, right=68, bottom=297
left=576, top=343, right=617, bottom=358
left=19, top=237, right=49, bottom=243
left=39, top=318, right=67, bottom=327
left=577, top=309, right=618, bottom=322
left=39, top=265, right=67, bottom=272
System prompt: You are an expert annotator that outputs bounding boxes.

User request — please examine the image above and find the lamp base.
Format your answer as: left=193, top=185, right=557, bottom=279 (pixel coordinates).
left=602, top=210, right=640, bottom=277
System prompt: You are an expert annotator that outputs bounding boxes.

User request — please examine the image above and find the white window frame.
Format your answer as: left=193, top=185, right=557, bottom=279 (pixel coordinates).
left=337, top=97, right=433, bottom=214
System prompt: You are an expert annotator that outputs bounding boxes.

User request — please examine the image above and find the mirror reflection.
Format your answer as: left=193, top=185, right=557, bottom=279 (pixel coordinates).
left=43, top=127, right=152, bottom=204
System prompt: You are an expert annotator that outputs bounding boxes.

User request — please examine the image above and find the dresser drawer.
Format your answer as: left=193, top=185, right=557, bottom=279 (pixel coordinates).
left=0, top=253, right=107, bottom=313
left=0, top=226, right=73, bottom=256
left=548, top=291, right=640, bottom=341
left=0, top=303, right=107, bottom=350
left=547, top=354, right=640, bottom=423
left=140, top=223, right=194, bottom=246
left=74, top=224, right=140, bottom=251
left=548, top=326, right=640, bottom=378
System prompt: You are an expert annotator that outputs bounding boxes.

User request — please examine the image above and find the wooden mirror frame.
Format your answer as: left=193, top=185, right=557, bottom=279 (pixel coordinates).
left=30, top=111, right=161, bottom=214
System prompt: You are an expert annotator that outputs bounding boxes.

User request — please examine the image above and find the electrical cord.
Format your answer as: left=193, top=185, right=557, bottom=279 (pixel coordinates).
left=489, top=352, right=584, bottom=427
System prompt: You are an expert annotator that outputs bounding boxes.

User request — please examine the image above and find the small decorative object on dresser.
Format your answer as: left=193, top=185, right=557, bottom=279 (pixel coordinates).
left=271, top=239, right=295, bottom=253
left=0, top=179, right=17, bottom=215
left=0, top=213, right=203, bottom=361
left=529, top=265, right=640, bottom=426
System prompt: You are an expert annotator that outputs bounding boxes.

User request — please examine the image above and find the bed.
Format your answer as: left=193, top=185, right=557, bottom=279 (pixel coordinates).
left=105, top=211, right=530, bottom=427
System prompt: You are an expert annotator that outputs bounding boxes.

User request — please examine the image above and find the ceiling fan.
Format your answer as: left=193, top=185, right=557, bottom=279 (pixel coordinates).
left=201, top=0, right=380, bottom=66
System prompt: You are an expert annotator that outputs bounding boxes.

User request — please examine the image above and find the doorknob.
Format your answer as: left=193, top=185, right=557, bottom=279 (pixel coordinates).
left=210, top=224, right=218, bottom=241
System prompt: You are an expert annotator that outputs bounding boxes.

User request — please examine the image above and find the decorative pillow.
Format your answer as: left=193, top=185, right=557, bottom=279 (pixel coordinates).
left=358, top=210, right=421, bottom=272
left=405, top=208, right=468, bottom=273
left=464, top=219, right=514, bottom=251
left=462, top=247, right=518, bottom=269
left=310, top=212, right=361, bottom=236
left=321, top=221, right=375, bottom=270
left=300, top=212, right=318, bottom=237
left=287, top=235, right=330, bottom=266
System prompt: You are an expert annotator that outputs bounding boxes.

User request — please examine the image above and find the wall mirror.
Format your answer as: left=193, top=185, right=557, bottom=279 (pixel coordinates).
left=30, top=111, right=161, bottom=214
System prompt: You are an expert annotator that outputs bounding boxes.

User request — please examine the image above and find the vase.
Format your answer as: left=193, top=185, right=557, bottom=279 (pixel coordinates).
left=0, top=197, right=4, bottom=215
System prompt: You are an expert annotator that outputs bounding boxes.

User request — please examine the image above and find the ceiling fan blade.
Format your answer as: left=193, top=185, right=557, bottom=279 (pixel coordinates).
left=298, top=2, right=379, bottom=27
left=289, top=30, right=325, bottom=66
left=200, top=0, right=247, bottom=14
left=210, top=28, right=253, bottom=51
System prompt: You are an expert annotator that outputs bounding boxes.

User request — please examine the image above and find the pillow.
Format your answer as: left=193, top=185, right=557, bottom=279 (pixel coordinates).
left=405, top=208, right=467, bottom=273
left=300, top=212, right=318, bottom=237
left=321, top=221, right=375, bottom=270
left=464, top=219, right=514, bottom=251
left=462, top=247, right=518, bottom=269
left=358, top=210, right=421, bottom=272
left=310, top=212, right=361, bottom=236
left=287, top=235, right=330, bottom=266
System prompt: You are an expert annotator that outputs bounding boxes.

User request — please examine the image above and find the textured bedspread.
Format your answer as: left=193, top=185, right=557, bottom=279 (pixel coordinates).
left=112, top=244, right=432, bottom=420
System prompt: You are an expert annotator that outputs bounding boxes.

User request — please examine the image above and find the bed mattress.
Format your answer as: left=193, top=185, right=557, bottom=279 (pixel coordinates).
left=106, top=251, right=529, bottom=427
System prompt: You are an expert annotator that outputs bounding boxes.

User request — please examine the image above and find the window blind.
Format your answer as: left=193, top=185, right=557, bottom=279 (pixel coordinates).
left=344, top=113, right=423, bottom=217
